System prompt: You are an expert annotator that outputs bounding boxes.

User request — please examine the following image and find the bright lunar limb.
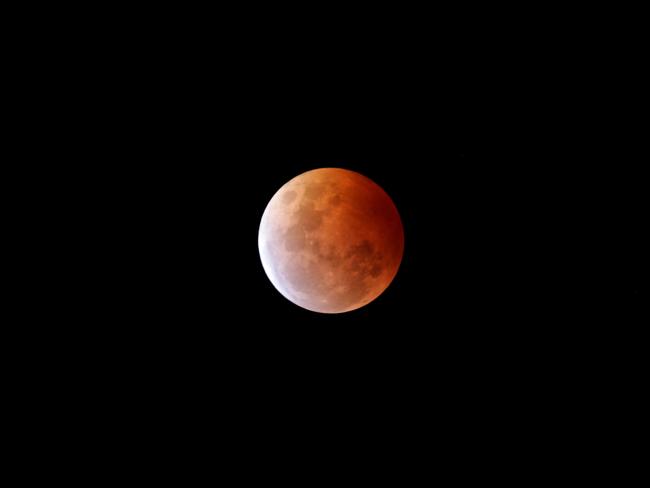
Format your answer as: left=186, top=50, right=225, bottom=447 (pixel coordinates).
left=258, top=168, right=404, bottom=313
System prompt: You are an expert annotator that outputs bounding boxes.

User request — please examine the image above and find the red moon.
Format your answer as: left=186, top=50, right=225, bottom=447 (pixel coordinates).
left=258, top=168, right=404, bottom=313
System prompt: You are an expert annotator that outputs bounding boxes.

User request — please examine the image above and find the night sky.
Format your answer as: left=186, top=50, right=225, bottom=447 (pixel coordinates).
left=74, top=11, right=645, bottom=468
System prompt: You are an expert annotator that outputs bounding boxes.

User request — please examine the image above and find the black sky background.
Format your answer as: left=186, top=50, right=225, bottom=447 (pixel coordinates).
left=55, top=10, right=646, bottom=468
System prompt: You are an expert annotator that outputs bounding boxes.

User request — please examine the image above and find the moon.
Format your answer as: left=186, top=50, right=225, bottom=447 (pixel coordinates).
left=258, top=168, right=404, bottom=313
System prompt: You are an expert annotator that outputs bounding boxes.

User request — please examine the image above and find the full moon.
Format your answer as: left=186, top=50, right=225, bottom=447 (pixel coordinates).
left=258, top=168, right=404, bottom=313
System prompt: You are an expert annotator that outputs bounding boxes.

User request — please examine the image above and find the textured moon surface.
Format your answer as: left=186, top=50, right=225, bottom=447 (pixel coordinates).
left=258, top=168, right=404, bottom=313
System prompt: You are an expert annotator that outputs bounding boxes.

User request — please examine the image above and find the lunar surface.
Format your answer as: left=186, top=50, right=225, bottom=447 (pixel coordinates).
left=258, top=168, right=404, bottom=313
